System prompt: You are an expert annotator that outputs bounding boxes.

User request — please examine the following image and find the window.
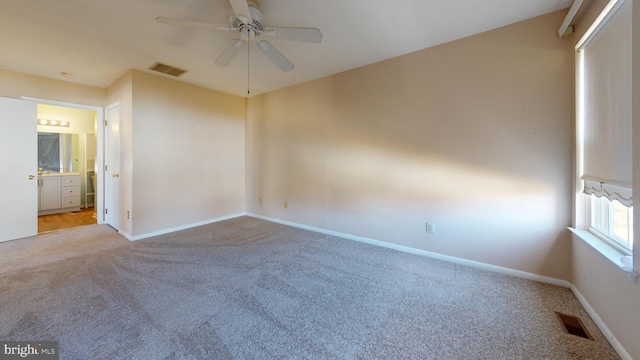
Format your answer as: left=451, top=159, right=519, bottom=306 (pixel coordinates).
left=576, top=0, right=633, bottom=255
left=589, top=195, right=633, bottom=254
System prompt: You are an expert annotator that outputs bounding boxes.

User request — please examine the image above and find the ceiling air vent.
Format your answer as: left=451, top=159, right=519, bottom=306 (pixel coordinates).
left=148, top=62, right=187, bottom=77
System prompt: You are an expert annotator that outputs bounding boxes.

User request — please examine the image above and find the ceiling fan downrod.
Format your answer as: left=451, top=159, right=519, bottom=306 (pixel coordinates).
left=247, top=34, right=251, bottom=99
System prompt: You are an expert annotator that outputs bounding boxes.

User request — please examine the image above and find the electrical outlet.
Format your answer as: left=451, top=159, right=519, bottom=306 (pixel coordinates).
left=258, top=197, right=262, bottom=205
left=284, top=201, right=288, bottom=209
left=426, top=222, right=436, bottom=234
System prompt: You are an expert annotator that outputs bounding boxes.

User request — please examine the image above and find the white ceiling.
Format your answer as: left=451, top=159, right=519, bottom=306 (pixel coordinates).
left=0, top=0, right=571, bottom=97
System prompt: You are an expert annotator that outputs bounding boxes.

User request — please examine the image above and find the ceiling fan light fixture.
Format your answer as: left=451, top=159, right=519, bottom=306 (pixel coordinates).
left=240, top=27, right=256, bottom=41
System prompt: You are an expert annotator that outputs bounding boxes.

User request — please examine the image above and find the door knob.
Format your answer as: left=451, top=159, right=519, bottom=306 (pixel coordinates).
left=28, top=175, right=35, bottom=180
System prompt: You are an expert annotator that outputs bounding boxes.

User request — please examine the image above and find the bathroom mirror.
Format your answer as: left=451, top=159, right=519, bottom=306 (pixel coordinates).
left=38, top=132, right=79, bottom=173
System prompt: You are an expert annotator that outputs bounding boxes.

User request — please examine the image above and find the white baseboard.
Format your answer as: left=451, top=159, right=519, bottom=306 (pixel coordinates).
left=128, top=213, right=245, bottom=241
left=118, top=230, right=133, bottom=241
left=247, top=213, right=569, bottom=286
left=568, top=285, right=633, bottom=360
left=246, top=213, right=631, bottom=360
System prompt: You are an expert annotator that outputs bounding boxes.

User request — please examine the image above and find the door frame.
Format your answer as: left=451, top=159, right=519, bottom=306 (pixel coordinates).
left=21, top=97, right=106, bottom=224
left=104, top=102, right=121, bottom=231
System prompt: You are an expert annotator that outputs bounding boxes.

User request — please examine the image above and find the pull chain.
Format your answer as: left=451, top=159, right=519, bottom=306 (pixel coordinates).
left=247, top=37, right=251, bottom=99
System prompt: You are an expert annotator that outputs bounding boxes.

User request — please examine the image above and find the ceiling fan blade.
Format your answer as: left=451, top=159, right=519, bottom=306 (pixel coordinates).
left=228, top=0, right=253, bottom=25
left=262, top=27, right=323, bottom=44
left=257, top=40, right=294, bottom=72
left=215, top=39, right=245, bottom=66
left=155, top=17, right=233, bottom=30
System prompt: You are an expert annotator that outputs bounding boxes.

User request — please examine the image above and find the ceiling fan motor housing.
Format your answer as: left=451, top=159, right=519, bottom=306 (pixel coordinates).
left=230, top=2, right=265, bottom=34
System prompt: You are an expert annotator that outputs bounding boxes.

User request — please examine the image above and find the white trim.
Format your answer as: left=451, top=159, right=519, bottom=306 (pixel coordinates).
left=576, top=0, right=628, bottom=51
left=569, top=285, right=634, bottom=360
left=589, top=225, right=633, bottom=256
left=20, top=96, right=106, bottom=225
left=574, top=46, right=587, bottom=229
left=118, top=229, right=133, bottom=241
left=568, top=227, right=637, bottom=282
left=105, top=101, right=120, bottom=111
left=20, top=96, right=102, bottom=112
left=246, top=213, right=569, bottom=287
left=128, top=213, right=245, bottom=241
left=558, top=0, right=584, bottom=38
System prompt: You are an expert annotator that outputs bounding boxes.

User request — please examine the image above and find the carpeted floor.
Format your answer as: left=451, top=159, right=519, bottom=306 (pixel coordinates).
left=0, top=216, right=620, bottom=359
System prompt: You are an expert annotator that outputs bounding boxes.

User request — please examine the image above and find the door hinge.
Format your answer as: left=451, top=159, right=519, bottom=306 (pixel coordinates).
left=103, top=120, right=107, bottom=126
left=105, top=208, right=108, bottom=214
left=105, top=165, right=108, bottom=171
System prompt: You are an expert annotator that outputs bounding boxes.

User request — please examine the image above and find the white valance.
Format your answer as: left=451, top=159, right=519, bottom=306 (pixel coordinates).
left=582, top=176, right=632, bottom=207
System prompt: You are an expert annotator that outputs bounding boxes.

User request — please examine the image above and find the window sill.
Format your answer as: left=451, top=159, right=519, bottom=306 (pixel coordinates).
left=568, top=227, right=637, bottom=284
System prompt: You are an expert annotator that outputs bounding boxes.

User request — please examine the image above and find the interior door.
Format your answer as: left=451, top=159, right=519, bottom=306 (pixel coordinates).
left=105, top=103, right=121, bottom=231
left=0, top=96, right=37, bottom=242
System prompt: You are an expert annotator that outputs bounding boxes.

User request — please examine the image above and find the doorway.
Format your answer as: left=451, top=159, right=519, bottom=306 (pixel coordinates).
left=35, top=103, right=98, bottom=233
left=0, top=96, right=106, bottom=243
left=22, top=97, right=106, bottom=234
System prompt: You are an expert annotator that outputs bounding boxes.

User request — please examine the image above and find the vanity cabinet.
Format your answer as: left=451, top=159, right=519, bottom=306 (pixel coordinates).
left=38, top=173, right=81, bottom=215
left=39, top=176, right=61, bottom=211
left=61, top=176, right=81, bottom=209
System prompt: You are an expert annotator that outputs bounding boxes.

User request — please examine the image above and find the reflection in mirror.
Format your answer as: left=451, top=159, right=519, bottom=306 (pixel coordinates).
left=38, top=132, right=78, bottom=173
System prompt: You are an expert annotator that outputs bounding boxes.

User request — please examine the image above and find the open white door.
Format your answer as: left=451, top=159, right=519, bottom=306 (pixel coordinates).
left=105, top=103, right=121, bottom=231
left=0, top=97, right=37, bottom=242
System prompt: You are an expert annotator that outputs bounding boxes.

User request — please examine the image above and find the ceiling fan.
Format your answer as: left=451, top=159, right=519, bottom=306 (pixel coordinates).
left=156, top=0, right=323, bottom=72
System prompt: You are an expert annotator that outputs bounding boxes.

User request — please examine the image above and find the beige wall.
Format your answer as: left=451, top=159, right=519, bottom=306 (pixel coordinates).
left=2, top=68, right=247, bottom=239
left=0, top=69, right=105, bottom=107
left=129, top=70, right=245, bottom=237
left=36, top=104, right=95, bottom=135
left=247, top=10, right=574, bottom=279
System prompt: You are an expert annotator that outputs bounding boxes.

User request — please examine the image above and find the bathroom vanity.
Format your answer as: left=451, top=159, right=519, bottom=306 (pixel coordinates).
left=38, top=173, right=81, bottom=215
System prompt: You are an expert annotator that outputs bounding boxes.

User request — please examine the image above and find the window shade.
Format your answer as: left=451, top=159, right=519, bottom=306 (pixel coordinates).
left=580, top=0, right=632, bottom=207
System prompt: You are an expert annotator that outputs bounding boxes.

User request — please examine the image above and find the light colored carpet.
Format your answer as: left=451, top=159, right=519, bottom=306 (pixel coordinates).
left=0, top=216, right=620, bottom=359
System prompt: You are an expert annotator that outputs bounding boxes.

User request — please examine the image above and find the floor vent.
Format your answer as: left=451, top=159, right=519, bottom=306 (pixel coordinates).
left=556, top=312, right=594, bottom=340
left=148, top=62, right=187, bottom=77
